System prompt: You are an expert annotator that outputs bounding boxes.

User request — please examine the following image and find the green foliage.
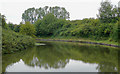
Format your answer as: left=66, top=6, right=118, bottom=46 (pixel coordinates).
left=14, top=25, right=20, bottom=32
left=22, top=6, right=70, bottom=24
left=118, top=18, right=120, bottom=43
left=8, top=22, right=14, bottom=30
left=5, top=22, right=20, bottom=32
left=1, top=13, right=35, bottom=54
left=34, top=19, right=42, bottom=37
left=20, top=22, right=36, bottom=37
left=110, top=22, right=118, bottom=42
left=33, top=8, right=118, bottom=42
left=0, top=13, right=2, bottom=26
left=0, top=26, right=2, bottom=51
left=1, top=15, right=8, bottom=29
left=40, top=13, right=58, bottom=36
left=40, top=18, right=118, bottom=42
left=97, top=0, right=118, bottom=23
left=33, top=13, right=118, bottom=42
left=35, top=13, right=61, bottom=36
left=2, top=29, right=35, bottom=54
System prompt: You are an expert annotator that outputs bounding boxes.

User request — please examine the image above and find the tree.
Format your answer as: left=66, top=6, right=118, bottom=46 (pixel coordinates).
left=1, top=15, right=8, bottom=29
left=22, top=8, right=36, bottom=24
left=0, top=13, right=2, bottom=26
left=34, top=19, right=42, bottom=36
left=8, top=22, right=14, bottom=30
left=34, top=13, right=58, bottom=36
left=22, top=6, right=70, bottom=24
left=20, top=22, right=36, bottom=37
left=34, top=14, right=68, bottom=37
left=14, top=25, right=20, bottom=32
left=111, top=5, right=119, bottom=23
left=41, top=13, right=58, bottom=35
left=97, top=0, right=118, bottom=23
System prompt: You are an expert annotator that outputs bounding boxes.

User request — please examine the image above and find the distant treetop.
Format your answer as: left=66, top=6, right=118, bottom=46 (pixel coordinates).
left=22, top=6, right=70, bottom=24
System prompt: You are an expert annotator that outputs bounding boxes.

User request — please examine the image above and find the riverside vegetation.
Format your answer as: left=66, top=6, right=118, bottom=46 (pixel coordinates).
left=1, top=15, right=35, bottom=54
left=1, top=0, right=120, bottom=54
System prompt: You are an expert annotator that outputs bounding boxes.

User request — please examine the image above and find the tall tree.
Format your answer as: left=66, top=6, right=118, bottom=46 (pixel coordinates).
left=1, top=15, right=8, bottom=29
left=22, top=6, right=70, bottom=24
left=36, top=13, right=58, bottom=36
left=22, top=8, right=36, bottom=24
left=97, top=0, right=118, bottom=23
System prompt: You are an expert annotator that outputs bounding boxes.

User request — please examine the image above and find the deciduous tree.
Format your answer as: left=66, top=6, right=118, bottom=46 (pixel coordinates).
left=20, top=22, right=36, bottom=37
left=22, top=6, right=70, bottom=24
left=97, top=0, right=118, bottom=23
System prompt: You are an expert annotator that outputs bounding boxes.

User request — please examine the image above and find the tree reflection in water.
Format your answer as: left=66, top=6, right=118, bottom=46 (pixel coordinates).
left=2, top=42, right=119, bottom=72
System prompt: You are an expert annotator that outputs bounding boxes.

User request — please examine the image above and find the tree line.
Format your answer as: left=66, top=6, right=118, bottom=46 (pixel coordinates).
left=1, top=14, right=35, bottom=54
left=1, top=0, right=120, bottom=47
left=22, top=6, right=70, bottom=24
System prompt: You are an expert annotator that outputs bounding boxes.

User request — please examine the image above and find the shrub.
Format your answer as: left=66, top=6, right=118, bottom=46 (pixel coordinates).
left=20, top=22, right=36, bottom=37
left=2, top=29, right=35, bottom=54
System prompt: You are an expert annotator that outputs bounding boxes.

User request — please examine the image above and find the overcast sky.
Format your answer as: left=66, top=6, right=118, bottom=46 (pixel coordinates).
left=0, top=0, right=119, bottom=24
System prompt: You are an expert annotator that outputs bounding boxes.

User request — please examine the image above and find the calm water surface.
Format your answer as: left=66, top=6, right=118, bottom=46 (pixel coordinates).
left=2, top=42, right=119, bottom=72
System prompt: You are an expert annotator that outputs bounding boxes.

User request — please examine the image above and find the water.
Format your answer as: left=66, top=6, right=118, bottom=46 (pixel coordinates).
left=2, top=41, right=119, bottom=72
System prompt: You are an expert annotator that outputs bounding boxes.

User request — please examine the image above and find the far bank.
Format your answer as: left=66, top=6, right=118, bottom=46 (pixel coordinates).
left=36, top=37, right=119, bottom=48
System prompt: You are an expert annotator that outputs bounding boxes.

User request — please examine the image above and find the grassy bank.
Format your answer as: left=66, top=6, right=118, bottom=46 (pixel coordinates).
left=2, top=29, right=35, bottom=54
left=36, top=36, right=119, bottom=47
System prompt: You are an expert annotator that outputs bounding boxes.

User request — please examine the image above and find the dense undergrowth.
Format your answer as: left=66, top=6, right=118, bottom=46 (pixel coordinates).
left=34, top=18, right=119, bottom=44
left=53, top=19, right=119, bottom=42
left=2, top=29, right=35, bottom=54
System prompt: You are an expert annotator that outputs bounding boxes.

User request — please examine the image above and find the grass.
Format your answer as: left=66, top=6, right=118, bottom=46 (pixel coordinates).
left=36, top=36, right=119, bottom=46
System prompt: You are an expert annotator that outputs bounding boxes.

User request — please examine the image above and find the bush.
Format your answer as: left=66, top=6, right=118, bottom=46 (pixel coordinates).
left=50, top=18, right=118, bottom=42
left=2, top=29, right=35, bottom=54
left=20, top=22, right=36, bottom=37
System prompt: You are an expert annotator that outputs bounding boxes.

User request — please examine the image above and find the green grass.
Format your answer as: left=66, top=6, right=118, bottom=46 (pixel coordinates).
left=36, top=36, right=119, bottom=46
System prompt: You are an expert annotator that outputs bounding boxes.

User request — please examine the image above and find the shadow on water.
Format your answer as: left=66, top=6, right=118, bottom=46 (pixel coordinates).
left=2, top=41, right=119, bottom=72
